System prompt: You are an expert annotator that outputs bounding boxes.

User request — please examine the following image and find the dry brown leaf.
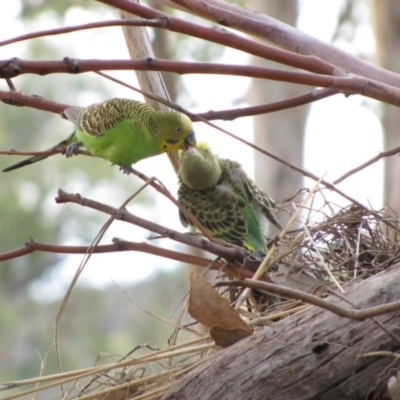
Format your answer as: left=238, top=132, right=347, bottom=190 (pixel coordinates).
left=210, top=326, right=252, bottom=347
left=188, top=272, right=252, bottom=346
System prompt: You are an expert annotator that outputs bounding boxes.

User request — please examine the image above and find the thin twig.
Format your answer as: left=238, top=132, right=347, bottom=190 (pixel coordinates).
left=334, top=146, right=400, bottom=184
left=219, top=279, right=400, bottom=321
left=96, top=70, right=339, bottom=120
left=126, top=166, right=215, bottom=242
left=293, top=203, right=344, bottom=293
left=0, top=19, right=169, bottom=47
left=55, top=189, right=250, bottom=262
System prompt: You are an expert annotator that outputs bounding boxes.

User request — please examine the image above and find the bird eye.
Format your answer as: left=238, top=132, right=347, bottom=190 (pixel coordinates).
left=175, top=127, right=181, bottom=133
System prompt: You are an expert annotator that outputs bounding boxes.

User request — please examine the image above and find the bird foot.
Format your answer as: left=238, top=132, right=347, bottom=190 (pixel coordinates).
left=120, top=165, right=132, bottom=174
left=65, top=142, right=83, bottom=158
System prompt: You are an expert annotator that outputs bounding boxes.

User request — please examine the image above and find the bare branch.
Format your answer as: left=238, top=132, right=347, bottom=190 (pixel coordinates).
left=0, top=91, right=70, bottom=113
left=122, top=166, right=215, bottom=242
left=155, top=0, right=400, bottom=87
left=198, top=88, right=340, bottom=120
left=2, top=58, right=400, bottom=105
left=0, top=57, right=339, bottom=81
left=96, top=71, right=340, bottom=119
left=219, top=279, right=400, bottom=321
left=0, top=84, right=337, bottom=125
left=55, top=189, right=249, bottom=262
left=0, top=18, right=169, bottom=47
left=334, top=146, right=400, bottom=184
left=96, top=0, right=338, bottom=75
left=0, top=238, right=253, bottom=278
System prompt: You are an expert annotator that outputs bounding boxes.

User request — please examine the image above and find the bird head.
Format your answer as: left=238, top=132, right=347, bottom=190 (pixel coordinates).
left=179, top=141, right=221, bottom=190
left=161, top=112, right=196, bottom=152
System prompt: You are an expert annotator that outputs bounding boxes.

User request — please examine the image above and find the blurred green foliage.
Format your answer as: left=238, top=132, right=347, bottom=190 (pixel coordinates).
left=0, top=0, right=225, bottom=387
left=19, top=0, right=97, bottom=20
left=0, top=268, right=190, bottom=386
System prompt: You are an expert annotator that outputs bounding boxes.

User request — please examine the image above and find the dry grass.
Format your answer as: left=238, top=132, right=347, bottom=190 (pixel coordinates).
left=3, top=194, right=400, bottom=400
left=275, top=202, right=400, bottom=287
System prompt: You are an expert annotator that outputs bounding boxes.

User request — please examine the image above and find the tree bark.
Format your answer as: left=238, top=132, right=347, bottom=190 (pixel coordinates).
left=162, top=264, right=400, bottom=400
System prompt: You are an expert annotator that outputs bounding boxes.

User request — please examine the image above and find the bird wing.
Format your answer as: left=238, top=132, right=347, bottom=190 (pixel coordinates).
left=63, top=106, right=83, bottom=126
left=220, top=159, right=283, bottom=231
left=65, top=99, right=129, bottom=138
left=178, top=183, right=248, bottom=248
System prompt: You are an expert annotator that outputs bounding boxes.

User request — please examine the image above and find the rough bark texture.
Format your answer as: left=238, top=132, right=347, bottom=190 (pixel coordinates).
left=162, top=265, right=400, bottom=400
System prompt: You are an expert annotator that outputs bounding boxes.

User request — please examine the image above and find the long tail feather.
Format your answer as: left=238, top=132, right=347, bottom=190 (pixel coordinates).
left=3, top=132, right=77, bottom=172
left=3, top=153, right=51, bottom=172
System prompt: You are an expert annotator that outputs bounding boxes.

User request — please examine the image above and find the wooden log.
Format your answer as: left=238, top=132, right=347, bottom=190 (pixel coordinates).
left=162, top=265, right=400, bottom=400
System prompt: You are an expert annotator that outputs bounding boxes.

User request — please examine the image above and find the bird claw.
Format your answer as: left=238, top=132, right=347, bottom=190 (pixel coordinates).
left=120, top=165, right=132, bottom=174
left=65, top=142, right=83, bottom=158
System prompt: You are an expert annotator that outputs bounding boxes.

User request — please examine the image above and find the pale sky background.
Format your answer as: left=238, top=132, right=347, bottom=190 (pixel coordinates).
left=0, top=0, right=383, bottom=299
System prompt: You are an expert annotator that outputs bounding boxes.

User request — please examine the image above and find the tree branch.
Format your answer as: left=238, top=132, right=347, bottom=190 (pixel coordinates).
left=155, top=0, right=400, bottom=87
left=333, top=146, right=400, bottom=185
left=218, top=279, right=400, bottom=321
left=97, top=71, right=340, bottom=120
left=54, top=189, right=250, bottom=262
left=0, top=85, right=339, bottom=123
left=0, top=238, right=255, bottom=278
left=96, top=0, right=339, bottom=75
left=198, top=88, right=339, bottom=120
left=2, top=58, right=400, bottom=106
left=0, top=18, right=170, bottom=47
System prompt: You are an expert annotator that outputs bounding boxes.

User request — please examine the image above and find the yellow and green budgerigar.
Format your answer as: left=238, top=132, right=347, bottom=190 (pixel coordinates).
left=178, top=141, right=282, bottom=255
left=3, top=98, right=196, bottom=173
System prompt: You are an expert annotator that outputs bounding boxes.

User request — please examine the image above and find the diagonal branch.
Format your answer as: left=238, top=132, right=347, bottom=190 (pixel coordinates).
left=96, top=71, right=340, bottom=120
left=0, top=86, right=338, bottom=127
left=55, top=189, right=249, bottom=262
left=156, top=0, right=400, bottom=87
left=0, top=18, right=170, bottom=47
left=96, top=0, right=338, bottom=75
left=333, top=146, right=400, bottom=185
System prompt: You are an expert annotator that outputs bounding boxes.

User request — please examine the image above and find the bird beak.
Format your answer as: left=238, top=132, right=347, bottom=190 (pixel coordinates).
left=184, top=131, right=196, bottom=149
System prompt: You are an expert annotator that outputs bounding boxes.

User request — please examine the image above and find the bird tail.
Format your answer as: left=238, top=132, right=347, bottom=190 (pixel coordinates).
left=268, top=214, right=283, bottom=231
left=3, top=132, right=77, bottom=172
left=3, top=153, right=52, bottom=172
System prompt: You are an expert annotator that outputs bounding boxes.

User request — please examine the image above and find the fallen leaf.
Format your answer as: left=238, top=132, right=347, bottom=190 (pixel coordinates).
left=210, top=326, right=252, bottom=347
left=188, top=272, right=252, bottom=346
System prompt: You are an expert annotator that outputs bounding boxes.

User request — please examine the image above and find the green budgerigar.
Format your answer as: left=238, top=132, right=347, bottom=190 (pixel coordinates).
left=3, top=98, right=196, bottom=172
left=178, top=141, right=282, bottom=254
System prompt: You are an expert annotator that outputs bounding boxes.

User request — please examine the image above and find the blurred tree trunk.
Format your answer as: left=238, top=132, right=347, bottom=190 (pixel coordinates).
left=372, top=1, right=400, bottom=215
left=147, top=1, right=208, bottom=285
left=148, top=1, right=179, bottom=102
left=248, top=1, right=309, bottom=227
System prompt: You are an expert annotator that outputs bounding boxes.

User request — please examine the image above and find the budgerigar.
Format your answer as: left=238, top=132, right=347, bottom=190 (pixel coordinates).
left=178, top=142, right=282, bottom=255
left=3, top=98, right=196, bottom=172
